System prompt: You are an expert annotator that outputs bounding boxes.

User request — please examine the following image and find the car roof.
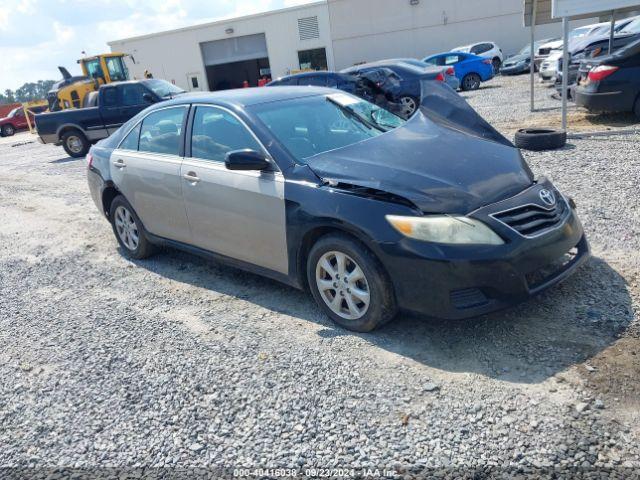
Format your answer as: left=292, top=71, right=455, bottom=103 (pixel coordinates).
left=341, top=59, right=440, bottom=74
left=274, top=71, right=342, bottom=82
left=158, top=86, right=336, bottom=109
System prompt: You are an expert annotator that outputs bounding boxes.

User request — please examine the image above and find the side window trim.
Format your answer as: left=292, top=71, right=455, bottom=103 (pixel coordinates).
left=116, top=120, right=142, bottom=151
left=185, top=104, right=280, bottom=172
left=116, top=105, right=189, bottom=156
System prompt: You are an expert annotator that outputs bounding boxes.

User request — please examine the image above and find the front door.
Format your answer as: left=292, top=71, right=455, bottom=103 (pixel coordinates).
left=110, top=105, right=191, bottom=243
left=180, top=105, right=288, bottom=274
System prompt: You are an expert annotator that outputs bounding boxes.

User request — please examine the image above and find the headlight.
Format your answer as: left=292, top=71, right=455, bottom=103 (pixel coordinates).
left=386, top=215, right=504, bottom=245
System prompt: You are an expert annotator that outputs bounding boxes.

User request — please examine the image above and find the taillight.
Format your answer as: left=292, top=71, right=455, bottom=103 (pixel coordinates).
left=435, top=72, right=445, bottom=82
left=446, top=67, right=455, bottom=76
left=86, top=152, right=93, bottom=168
left=588, top=65, right=619, bottom=82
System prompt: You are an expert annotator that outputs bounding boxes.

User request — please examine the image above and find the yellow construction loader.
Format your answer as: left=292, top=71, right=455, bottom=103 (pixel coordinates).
left=46, top=53, right=132, bottom=111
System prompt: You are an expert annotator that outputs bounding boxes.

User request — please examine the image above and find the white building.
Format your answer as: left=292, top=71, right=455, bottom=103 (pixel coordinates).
left=107, top=0, right=592, bottom=92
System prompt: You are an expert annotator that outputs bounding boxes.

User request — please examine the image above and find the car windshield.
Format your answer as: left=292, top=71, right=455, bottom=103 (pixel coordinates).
left=8, top=108, right=19, bottom=117
left=252, top=93, right=406, bottom=163
left=144, top=79, right=185, bottom=98
left=620, top=18, right=640, bottom=34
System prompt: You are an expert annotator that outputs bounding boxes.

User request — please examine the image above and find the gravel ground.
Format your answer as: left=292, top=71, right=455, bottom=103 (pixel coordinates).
left=1, top=74, right=639, bottom=479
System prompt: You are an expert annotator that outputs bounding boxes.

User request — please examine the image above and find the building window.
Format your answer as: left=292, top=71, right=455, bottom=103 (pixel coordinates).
left=191, top=76, right=199, bottom=88
left=298, top=48, right=328, bottom=71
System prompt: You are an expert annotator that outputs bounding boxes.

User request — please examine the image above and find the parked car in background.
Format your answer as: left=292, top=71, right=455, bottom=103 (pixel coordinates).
left=575, top=38, right=640, bottom=117
left=423, top=52, right=494, bottom=90
left=35, top=79, right=184, bottom=157
left=341, top=60, right=450, bottom=118
left=392, top=58, right=460, bottom=91
left=86, top=86, right=589, bottom=332
left=503, top=39, right=557, bottom=75
left=0, top=106, right=45, bottom=137
left=554, top=19, right=640, bottom=95
left=540, top=17, right=640, bottom=81
left=451, top=42, right=503, bottom=72
left=267, top=71, right=358, bottom=94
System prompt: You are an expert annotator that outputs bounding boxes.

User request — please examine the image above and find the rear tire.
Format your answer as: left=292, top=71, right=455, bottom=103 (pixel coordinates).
left=307, top=233, right=397, bottom=332
left=61, top=129, right=90, bottom=158
left=492, top=57, right=502, bottom=74
left=1, top=124, right=15, bottom=137
left=109, top=195, right=156, bottom=260
left=514, top=128, right=567, bottom=151
left=398, top=96, right=419, bottom=119
left=461, top=73, right=482, bottom=91
left=634, top=95, right=640, bottom=119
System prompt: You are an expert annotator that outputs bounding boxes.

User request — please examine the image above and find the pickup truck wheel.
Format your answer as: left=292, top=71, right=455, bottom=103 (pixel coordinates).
left=61, top=130, right=89, bottom=158
left=1, top=124, right=15, bottom=137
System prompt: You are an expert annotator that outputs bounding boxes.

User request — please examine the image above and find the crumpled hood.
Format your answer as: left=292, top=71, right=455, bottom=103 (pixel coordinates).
left=306, top=111, right=533, bottom=214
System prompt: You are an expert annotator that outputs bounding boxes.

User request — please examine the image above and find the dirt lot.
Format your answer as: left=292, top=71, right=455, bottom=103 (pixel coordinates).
left=0, top=74, right=639, bottom=478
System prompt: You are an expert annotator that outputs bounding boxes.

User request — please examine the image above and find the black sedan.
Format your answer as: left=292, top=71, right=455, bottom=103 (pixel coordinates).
left=575, top=38, right=640, bottom=117
left=86, top=85, right=589, bottom=332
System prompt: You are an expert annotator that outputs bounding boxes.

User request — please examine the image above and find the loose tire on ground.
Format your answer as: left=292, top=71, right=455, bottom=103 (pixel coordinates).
left=109, top=195, right=156, bottom=260
left=307, top=233, right=397, bottom=332
left=61, top=129, right=90, bottom=158
left=514, top=128, right=567, bottom=151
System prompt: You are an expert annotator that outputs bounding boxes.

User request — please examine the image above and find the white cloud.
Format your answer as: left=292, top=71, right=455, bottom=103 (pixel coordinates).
left=0, top=0, right=319, bottom=91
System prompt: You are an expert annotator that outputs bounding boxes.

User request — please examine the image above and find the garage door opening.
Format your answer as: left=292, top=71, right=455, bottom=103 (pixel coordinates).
left=205, top=58, right=270, bottom=90
left=200, top=33, right=271, bottom=90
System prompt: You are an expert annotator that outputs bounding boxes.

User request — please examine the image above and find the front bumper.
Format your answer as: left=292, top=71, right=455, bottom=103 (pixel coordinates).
left=501, top=64, right=529, bottom=75
left=377, top=181, right=590, bottom=319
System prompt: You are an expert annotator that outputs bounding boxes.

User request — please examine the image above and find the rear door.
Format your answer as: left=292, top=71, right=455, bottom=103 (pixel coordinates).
left=110, top=105, right=192, bottom=243
left=180, top=105, right=288, bottom=274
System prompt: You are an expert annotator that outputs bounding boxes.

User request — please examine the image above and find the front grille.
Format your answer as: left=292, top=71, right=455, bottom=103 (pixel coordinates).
left=492, top=198, right=568, bottom=237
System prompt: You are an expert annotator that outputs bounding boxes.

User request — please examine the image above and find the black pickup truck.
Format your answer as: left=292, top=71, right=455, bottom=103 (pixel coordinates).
left=35, top=79, right=185, bottom=157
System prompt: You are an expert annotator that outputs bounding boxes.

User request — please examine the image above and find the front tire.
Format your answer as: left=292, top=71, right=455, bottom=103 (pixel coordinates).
left=61, top=129, right=90, bottom=158
left=307, top=233, right=397, bottom=332
left=461, top=73, right=482, bottom=91
left=2, top=124, right=15, bottom=137
left=109, top=195, right=156, bottom=259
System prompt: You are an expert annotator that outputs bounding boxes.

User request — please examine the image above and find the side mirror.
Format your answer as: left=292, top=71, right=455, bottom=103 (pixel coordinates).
left=225, top=150, right=270, bottom=171
left=142, top=93, right=155, bottom=103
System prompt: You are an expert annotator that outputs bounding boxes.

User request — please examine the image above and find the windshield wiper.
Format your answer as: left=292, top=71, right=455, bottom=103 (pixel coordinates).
left=326, top=97, right=385, bottom=133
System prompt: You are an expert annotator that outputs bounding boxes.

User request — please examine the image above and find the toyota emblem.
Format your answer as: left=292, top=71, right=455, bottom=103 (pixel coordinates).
left=539, top=189, right=556, bottom=206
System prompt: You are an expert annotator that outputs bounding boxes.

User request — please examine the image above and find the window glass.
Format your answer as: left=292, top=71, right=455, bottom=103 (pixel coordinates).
left=191, top=107, right=262, bottom=162
left=299, top=75, right=327, bottom=86
left=120, top=84, right=146, bottom=106
left=84, top=59, right=104, bottom=80
left=119, top=123, right=141, bottom=151
left=253, top=93, right=405, bottom=163
left=445, top=55, right=460, bottom=65
left=298, top=48, right=328, bottom=71
left=102, top=88, right=118, bottom=107
left=139, top=107, right=186, bottom=156
left=105, top=57, right=128, bottom=82
left=144, top=79, right=185, bottom=99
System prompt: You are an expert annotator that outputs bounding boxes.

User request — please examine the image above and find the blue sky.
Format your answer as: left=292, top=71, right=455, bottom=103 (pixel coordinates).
left=1, top=0, right=316, bottom=91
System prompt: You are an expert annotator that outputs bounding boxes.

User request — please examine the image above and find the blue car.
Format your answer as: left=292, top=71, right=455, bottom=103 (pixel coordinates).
left=423, top=52, right=494, bottom=91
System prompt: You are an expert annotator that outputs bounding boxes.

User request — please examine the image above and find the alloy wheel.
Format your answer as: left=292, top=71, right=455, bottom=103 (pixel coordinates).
left=315, top=251, right=370, bottom=320
left=114, top=205, right=140, bottom=251
left=399, top=97, right=417, bottom=118
left=4, top=125, right=15, bottom=136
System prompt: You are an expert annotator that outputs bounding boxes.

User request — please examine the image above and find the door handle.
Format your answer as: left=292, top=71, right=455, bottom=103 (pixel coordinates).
left=113, top=158, right=126, bottom=168
left=183, top=171, right=200, bottom=183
